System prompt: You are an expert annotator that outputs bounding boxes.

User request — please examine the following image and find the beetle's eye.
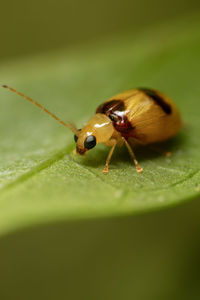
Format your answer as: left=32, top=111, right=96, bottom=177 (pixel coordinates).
left=84, top=135, right=96, bottom=150
left=74, top=134, right=78, bottom=142
left=74, top=129, right=81, bottom=143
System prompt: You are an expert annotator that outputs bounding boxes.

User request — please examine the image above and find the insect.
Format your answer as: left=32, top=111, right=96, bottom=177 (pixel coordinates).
left=1, top=85, right=182, bottom=174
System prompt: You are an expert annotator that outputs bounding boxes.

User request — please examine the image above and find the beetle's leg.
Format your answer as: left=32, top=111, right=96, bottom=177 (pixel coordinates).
left=123, top=138, right=143, bottom=173
left=128, top=137, right=171, bottom=158
left=149, top=145, right=172, bottom=157
left=103, top=140, right=117, bottom=174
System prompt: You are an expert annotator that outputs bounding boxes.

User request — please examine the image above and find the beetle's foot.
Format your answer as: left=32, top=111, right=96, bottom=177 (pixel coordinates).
left=103, top=165, right=109, bottom=174
left=149, top=146, right=172, bottom=158
left=165, top=151, right=172, bottom=157
left=136, top=166, right=143, bottom=173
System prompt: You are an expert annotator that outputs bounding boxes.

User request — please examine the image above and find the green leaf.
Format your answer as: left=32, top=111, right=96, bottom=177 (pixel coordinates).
left=0, top=14, right=200, bottom=235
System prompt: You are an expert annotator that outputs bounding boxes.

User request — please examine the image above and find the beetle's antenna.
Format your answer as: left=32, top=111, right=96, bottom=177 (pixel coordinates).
left=1, top=84, right=79, bottom=135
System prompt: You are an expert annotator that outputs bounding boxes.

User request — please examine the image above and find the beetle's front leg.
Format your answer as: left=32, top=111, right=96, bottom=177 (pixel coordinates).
left=122, top=137, right=143, bottom=173
left=103, top=139, right=117, bottom=174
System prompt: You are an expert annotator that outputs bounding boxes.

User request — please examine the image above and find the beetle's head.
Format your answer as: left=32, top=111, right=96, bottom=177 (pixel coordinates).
left=74, top=113, right=114, bottom=155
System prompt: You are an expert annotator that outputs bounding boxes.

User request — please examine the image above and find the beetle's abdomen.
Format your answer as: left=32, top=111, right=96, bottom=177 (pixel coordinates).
left=96, top=88, right=182, bottom=144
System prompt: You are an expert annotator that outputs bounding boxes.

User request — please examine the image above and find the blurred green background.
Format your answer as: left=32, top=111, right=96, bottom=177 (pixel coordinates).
left=0, top=198, right=200, bottom=300
left=1, top=0, right=200, bottom=299
left=1, top=0, right=200, bottom=60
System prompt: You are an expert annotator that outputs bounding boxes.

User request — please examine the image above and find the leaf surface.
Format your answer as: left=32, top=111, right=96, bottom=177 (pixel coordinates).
left=0, top=14, right=200, bottom=234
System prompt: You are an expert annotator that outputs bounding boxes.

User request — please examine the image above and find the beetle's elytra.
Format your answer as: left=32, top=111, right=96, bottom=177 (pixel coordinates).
left=2, top=85, right=181, bottom=173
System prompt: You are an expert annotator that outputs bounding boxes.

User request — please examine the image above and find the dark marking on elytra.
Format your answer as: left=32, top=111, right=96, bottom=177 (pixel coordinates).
left=139, top=88, right=172, bottom=115
left=96, top=99, right=134, bottom=136
left=96, top=99, right=125, bottom=114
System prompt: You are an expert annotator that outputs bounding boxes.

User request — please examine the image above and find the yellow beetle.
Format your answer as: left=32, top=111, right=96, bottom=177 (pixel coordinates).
left=2, top=85, right=182, bottom=174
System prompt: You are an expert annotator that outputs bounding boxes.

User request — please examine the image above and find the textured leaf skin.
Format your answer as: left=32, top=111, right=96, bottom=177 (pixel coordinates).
left=0, top=14, right=200, bottom=235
